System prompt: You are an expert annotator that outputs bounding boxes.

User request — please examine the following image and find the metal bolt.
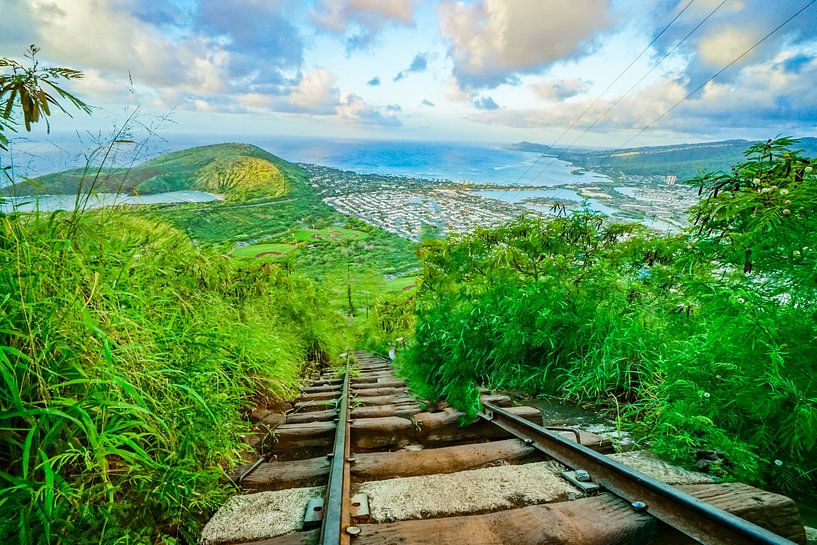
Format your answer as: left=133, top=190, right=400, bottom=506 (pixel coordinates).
left=574, top=469, right=590, bottom=482
left=326, top=453, right=335, bottom=459
left=347, top=457, right=357, bottom=464
left=346, top=525, right=361, bottom=535
left=631, top=501, right=647, bottom=512
left=524, top=438, right=533, bottom=446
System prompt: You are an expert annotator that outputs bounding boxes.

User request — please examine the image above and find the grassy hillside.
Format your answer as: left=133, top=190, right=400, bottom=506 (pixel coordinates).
left=139, top=146, right=419, bottom=340
left=513, top=137, right=817, bottom=180
left=4, top=143, right=291, bottom=201
left=0, top=209, right=344, bottom=544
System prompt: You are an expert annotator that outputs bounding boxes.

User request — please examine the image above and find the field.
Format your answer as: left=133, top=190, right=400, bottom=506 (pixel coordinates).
left=292, top=227, right=368, bottom=242
left=232, top=242, right=299, bottom=261
left=385, top=276, right=417, bottom=292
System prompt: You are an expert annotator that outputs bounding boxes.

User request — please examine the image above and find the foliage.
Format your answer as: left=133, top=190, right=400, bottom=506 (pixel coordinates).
left=362, top=289, right=416, bottom=353
left=0, top=45, right=90, bottom=152
left=0, top=49, right=360, bottom=544
left=0, top=210, right=343, bottom=544
left=403, top=138, right=817, bottom=493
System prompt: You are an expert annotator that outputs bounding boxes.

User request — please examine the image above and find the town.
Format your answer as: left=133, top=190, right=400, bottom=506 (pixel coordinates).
left=306, top=164, right=701, bottom=239
left=325, top=188, right=521, bottom=240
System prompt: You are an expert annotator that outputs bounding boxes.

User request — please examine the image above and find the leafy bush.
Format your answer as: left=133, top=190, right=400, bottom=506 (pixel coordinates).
left=403, top=138, right=817, bottom=492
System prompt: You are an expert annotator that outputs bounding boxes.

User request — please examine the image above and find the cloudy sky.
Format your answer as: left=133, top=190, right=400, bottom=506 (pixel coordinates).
left=2, top=0, right=817, bottom=146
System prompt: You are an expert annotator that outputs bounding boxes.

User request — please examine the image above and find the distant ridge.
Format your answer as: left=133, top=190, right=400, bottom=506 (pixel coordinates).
left=507, top=137, right=817, bottom=180
left=3, top=143, right=296, bottom=201
left=506, top=141, right=551, bottom=153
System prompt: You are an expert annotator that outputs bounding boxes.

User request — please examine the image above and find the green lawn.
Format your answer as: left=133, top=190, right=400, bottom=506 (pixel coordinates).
left=385, top=276, right=417, bottom=292
left=293, top=227, right=368, bottom=243
left=232, top=242, right=298, bottom=261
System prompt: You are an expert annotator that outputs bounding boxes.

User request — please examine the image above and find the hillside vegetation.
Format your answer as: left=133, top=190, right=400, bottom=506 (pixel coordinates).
left=0, top=76, right=347, bottom=543
left=513, top=137, right=817, bottom=180
left=0, top=208, right=344, bottom=544
left=400, top=138, right=817, bottom=495
left=4, top=143, right=290, bottom=201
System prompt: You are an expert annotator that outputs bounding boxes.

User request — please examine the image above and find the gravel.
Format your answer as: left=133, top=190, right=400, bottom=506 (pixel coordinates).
left=357, top=460, right=579, bottom=522
left=199, top=486, right=323, bottom=545
left=609, top=450, right=716, bottom=485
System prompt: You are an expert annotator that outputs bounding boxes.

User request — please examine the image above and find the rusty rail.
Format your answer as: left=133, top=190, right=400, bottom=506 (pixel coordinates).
left=479, top=400, right=797, bottom=545
left=320, top=371, right=352, bottom=545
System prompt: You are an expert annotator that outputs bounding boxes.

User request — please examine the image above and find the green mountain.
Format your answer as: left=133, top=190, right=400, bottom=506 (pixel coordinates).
left=4, top=143, right=294, bottom=201
left=510, top=137, right=817, bottom=180
left=506, top=141, right=550, bottom=153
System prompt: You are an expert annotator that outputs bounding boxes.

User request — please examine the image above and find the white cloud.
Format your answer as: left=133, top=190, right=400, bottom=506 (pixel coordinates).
left=337, top=93, right=401, bottom=126
left=470, top=77, right=686, bottom=130
left=312, top=0, right=416, bottom=48
left=27, top=0, right=229, bottom=94
left=439, top=0, right=612, bottom=88
left=531, top=78, right=591, bottom=101
left=287, top=68, right=341, bottom=113
left=697, top=25, right=761, bottom=67
left=470, top=45, right=817, bottom=136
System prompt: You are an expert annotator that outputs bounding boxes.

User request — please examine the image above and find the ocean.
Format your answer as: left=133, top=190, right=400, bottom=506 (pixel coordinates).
left=3, top=134, right=600, bottom=188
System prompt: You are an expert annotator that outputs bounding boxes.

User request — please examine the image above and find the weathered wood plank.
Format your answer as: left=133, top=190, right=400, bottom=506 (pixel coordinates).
left=352, top=439, right=540, bottom=481
left=353, top=380, right=406, bottom=390
left=352, top=416, right=417, bottom=450
left=297, top=390, right=340, bottom=402
left=285, top=409, right=336, bottom=424
left=414, top=406, right=541, bottom=445
left=350, top=386, right=406, bottom=397
left=239, top=529, right=319, bottom=545
left=653, top=483, right=806, bottom=545
left=302, top=383, right=341, bottom=393
left=292, top=400, right=336, bottom=412
left=351, top=404, right=422, bottom=419
left=353, top=394, right=412, bottom=406
left=350, top=406, right=610, bottom=451
left=241, top=457, right=329, bottom=491
left=352, top=483, right=805, bottom=545
left=271, top=421, right=335, bottom=450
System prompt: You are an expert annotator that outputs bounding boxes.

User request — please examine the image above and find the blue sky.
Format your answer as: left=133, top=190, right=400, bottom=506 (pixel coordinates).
left=2, top=0, right=817, bottom=146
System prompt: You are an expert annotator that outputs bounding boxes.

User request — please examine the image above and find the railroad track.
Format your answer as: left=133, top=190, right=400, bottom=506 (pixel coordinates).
left=202, top=352, right=806, bottom=545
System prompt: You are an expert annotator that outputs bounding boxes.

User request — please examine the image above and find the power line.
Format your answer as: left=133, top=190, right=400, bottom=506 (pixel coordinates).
left=532, top=0, right=729, bottom=180
left=614, top=0, right=816, bottom=152
left=511, top=0, right=698, bottom=185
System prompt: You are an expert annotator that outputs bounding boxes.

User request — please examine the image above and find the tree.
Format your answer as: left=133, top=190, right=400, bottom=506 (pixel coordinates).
left=0, top=45, right=91, bottom=152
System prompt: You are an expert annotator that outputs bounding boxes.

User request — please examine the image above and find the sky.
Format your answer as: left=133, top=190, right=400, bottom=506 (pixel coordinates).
left=2, top=0, right=817, bottom=147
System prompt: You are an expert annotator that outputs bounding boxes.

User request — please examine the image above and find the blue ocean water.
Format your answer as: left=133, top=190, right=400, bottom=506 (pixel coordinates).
left=249, top=137, right=592, bottom=187
left=4, top=134, right=601, bottom=187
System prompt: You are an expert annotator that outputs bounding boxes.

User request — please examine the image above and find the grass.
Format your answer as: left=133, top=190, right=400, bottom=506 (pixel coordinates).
left=385, top=276, right=416, bottom=292
left=292, top=227, right=368, bottom=242
left=232, top=242, right=298, bottom=260
left=0, top=208, right=345, bottom=545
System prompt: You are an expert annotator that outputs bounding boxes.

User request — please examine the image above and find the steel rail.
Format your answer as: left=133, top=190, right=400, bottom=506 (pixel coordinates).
left=320, top=371, right=352, bottom=545
left=480, top=400, right=797, bottom=545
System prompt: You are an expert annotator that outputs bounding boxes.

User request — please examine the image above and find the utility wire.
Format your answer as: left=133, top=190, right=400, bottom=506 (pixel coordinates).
left=511, top=0, right=698, bottom=185
left=613, top=0, right=816, bottom=153
left=528, top=0, right=729, bottom=183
